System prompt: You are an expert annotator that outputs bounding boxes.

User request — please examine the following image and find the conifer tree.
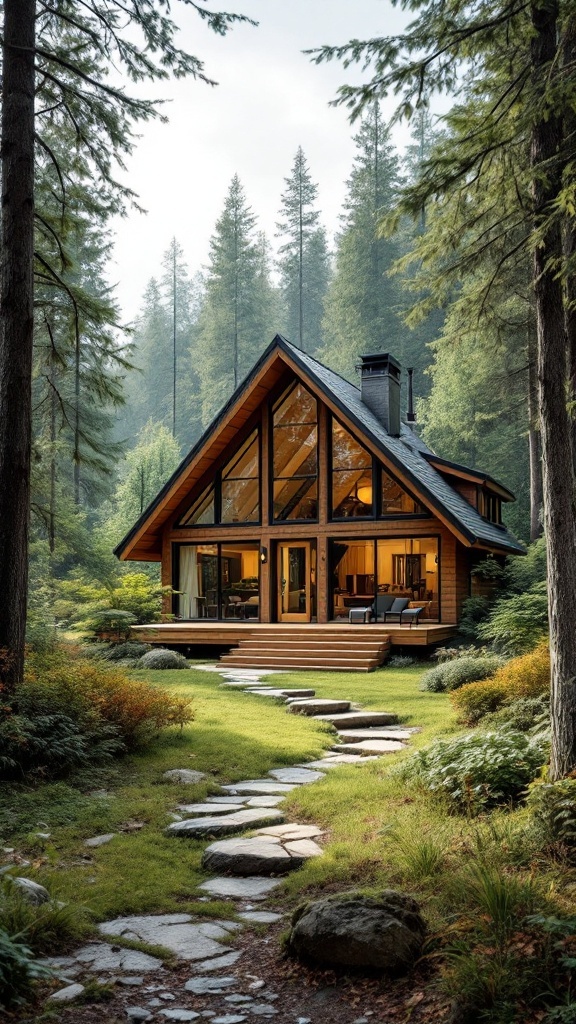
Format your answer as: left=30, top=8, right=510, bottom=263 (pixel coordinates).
left=195, top=176, right=278, bottom=425
left=321, top=104, right=402, bottom=379
left=276, top=148, right=330, bottom=354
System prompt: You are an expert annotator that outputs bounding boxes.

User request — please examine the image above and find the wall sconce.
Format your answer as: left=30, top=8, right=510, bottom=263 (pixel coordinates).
left=260, top=545, right=268, bottom=564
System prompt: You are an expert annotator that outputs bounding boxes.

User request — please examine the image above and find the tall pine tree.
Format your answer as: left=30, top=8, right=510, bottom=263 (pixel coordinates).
left=321, top=104, right=403, bottom=379
left=194, top=176, right=278, bottom=425
left=276, top=147, right=330, bottom=354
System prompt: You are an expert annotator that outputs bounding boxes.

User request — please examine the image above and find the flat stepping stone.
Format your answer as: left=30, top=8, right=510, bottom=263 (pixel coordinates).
left=163, top=770, right=207, bottom=785
left=166, top=807, right=285, bottom=838
left=289, top=699, right=351, bottom=716
left=268, top=767, right=324, bottom=784
left=255, top=824, right=324, bottom=840
left=335, top=728, right=414, bottom=742
left=184, top=976, right=237, bottom=994
left=202, top=834, right=322, bottom=876
left=73, top=943, right=162, bottom=973
left=335, top=740, right=405, bottom=755
left=245, top=796, right=286, bottom=807
left=98, top=914, right=236, bottom=961
left=237, top=911, right=283, bottom=924
left=188, top=951, right=242, bottom=973
left=197, top=876, right=282, bottom=900
left=177, top=803, right=243, bottom=816
left=245, top=688, right=316, bottom=698
left=85, top=833, right=116, bottom=848
left=222, top=681, right=268, bottom=688
left=221, top=780, right=297, bottom=795
left=302, top=755, right=379, bottom=768
left=207, top=796, right=248, bottom=805
left=313, top=710, right=398, bottom=728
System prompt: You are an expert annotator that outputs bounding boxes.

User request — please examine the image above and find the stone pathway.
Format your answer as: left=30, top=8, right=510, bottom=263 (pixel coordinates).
left=41, top=664, right=418, bottom=1021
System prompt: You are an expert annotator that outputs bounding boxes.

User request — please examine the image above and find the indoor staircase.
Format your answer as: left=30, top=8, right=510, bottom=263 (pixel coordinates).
left=218, top=625, right=391, bottom=672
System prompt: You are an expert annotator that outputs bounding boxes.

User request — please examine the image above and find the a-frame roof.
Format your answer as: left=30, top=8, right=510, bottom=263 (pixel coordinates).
left=115, top=335, right=525, bottom=561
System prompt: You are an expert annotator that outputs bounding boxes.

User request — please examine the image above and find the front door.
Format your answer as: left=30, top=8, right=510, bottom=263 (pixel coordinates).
left=277, top=542, right=311, bottom=622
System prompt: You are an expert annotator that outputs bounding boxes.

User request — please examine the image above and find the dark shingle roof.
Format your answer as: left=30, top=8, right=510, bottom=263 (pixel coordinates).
left=281, top=338, right=525, bottom=555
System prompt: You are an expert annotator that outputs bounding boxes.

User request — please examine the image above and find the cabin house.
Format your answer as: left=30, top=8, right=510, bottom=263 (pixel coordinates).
left=115, top=335, right=524, bottom=670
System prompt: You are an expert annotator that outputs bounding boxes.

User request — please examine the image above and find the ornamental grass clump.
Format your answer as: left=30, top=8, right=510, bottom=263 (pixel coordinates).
left=451, top=641, right=550, bottom=725
left=397, top=730, right=547, bottom=813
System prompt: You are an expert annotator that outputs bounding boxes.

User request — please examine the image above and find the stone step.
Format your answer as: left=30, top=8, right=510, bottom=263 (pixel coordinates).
left=334, top=740, right=406, bottom=755
left=165, top=807, right=285, bottom=838
left=289, top=699, right=352, bottom=716
left=221, top=780, right=297, bottom=795
left=302, top=754, right=380, bottom=767
left=197, top=876, right=283, bottom=900
left=268, top=767, right=325, bottom=784
left=242, top=687, right=316, bottom=698
left=313, top=710, right=399, bottom=728
left=201, top=833, right=323, bottom=876
left=335, top=728, right=414, bottom=742
left=237, top=639, right=388, bottom=651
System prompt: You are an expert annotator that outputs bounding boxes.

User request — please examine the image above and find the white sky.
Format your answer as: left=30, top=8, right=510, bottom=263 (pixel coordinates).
left=111, top=0, right=411, bottom=322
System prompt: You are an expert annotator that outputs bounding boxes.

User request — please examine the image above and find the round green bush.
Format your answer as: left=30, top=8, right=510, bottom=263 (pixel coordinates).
left=100, top=641, right=152, bottom=662
left=397, top=729, right=547, bottom=813
left=420, top=655, right=503, bottom=693
left=138, top=648, right=189, bottom=670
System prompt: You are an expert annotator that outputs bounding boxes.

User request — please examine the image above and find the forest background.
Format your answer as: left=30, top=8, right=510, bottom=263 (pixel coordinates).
left=26, top=6, right=541, bottom=654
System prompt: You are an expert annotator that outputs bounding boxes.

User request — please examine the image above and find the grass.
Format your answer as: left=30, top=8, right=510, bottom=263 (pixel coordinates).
left=2, top=657, right=576, bottom=1021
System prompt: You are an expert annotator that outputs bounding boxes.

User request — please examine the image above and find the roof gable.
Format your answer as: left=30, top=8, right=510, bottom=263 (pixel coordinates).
left=115, top=335, right=525, bottom=560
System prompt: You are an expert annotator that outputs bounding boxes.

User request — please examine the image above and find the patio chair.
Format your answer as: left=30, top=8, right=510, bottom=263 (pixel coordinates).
left=349, top=593, right=395, bottom=624
left=399, top=606, right=424, bottom=627
left=382, top=598, right=410, bottom=623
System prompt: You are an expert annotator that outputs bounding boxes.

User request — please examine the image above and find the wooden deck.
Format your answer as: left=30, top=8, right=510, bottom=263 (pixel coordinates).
left=132, top=620, right=457, bottom=650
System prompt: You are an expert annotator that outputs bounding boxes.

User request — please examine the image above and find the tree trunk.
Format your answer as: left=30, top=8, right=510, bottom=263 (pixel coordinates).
left=0, top=0, right=36, bottom=696
left=531, top=0, right=576, bottom=779
left=563, top=14, right=576, bottom=468
left=528, top=326, right=543, bottom=541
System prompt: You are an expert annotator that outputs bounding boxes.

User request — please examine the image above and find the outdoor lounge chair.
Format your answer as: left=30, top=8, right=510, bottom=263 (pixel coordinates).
left=382, top=597, right=410, bottom=622
left=349, top=594, right=395, bottom=624
left=399, top=606, right=425, bottom=627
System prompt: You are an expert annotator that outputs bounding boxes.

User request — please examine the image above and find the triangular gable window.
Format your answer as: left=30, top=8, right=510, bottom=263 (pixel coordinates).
left=179, top=484, right=215, bottom=527
left=177, top=429, right=260, bottom=527
left=331, top=420, right=373, bottom=517
left=381, top=468, right=426, bottom=516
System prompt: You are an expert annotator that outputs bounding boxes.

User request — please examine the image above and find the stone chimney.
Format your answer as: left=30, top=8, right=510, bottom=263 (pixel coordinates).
left=358, top=353, right=401, bottom=436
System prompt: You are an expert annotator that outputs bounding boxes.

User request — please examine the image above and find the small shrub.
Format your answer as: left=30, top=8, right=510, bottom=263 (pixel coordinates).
left=0, top=880, right=91, bottom=954
left=482, top=695, right=550, bottom=733
left=397, top=730, right=547, bottom=813
left=527, top=780, right=576, bottom=860
left=98, top=641, right=152, bottom=662
left=420, top=655, right=503, bottom=693
left=0, top=708, right=121, bottom=780
left=138, top=648, right=189, bottom=670
left=478, top=581, right=548, bottom=654
left=432, top=643, right=496, bottom=663
left=451, top=642, right=550, bottom=724
left=387, top=655, right=416, bottom=668
left=84, top=608, right=137, bottom=641
left=0, top=929, right=51, bottom=1009
left=458, top=596, right=492, bottom=638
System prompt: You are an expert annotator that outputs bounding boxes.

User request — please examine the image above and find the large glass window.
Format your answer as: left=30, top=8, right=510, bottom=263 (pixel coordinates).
left=330, top=537, right=439, bottom=621
left=332, top=420, right=373, bottom=517
left=381, top=471, right=425, bottom=516
left=221, top=431, right=259, bottom=523
left=177, top=542, right=260, bottom=619
left=178, top=544, right=218, bottom=619
left=177, top=429, right=260, bottom=527
left=273, top=383, right=318, bottom=521
left=179, top=484, right=215, bottom=527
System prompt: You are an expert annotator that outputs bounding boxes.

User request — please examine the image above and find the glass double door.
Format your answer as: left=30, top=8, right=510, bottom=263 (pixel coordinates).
left=277, top=542, right=312, bottom=622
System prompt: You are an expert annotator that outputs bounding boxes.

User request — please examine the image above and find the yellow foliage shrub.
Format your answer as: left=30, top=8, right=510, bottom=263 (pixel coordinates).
left=450, top=641, right=549, bottom=725
left=23, top=648, right=194, bottom=748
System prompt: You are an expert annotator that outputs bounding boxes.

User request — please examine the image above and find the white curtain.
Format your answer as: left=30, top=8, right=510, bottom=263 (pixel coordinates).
left=179, top=546, right=199, bottom=618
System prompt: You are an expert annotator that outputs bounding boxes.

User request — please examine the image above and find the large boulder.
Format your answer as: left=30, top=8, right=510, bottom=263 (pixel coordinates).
left=286, top=890, right=426, bottom=974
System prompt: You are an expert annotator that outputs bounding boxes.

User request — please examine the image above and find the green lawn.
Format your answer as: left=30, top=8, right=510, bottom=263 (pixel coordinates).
left=0, top=661, right=445, bottom=921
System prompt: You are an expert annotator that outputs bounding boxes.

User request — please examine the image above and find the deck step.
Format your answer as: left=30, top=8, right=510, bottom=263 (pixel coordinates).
left=219, top=627, right=390, bottom=673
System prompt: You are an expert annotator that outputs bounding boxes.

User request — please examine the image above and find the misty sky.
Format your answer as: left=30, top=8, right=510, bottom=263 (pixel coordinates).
left=111, top=1, right=411, bottom=322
